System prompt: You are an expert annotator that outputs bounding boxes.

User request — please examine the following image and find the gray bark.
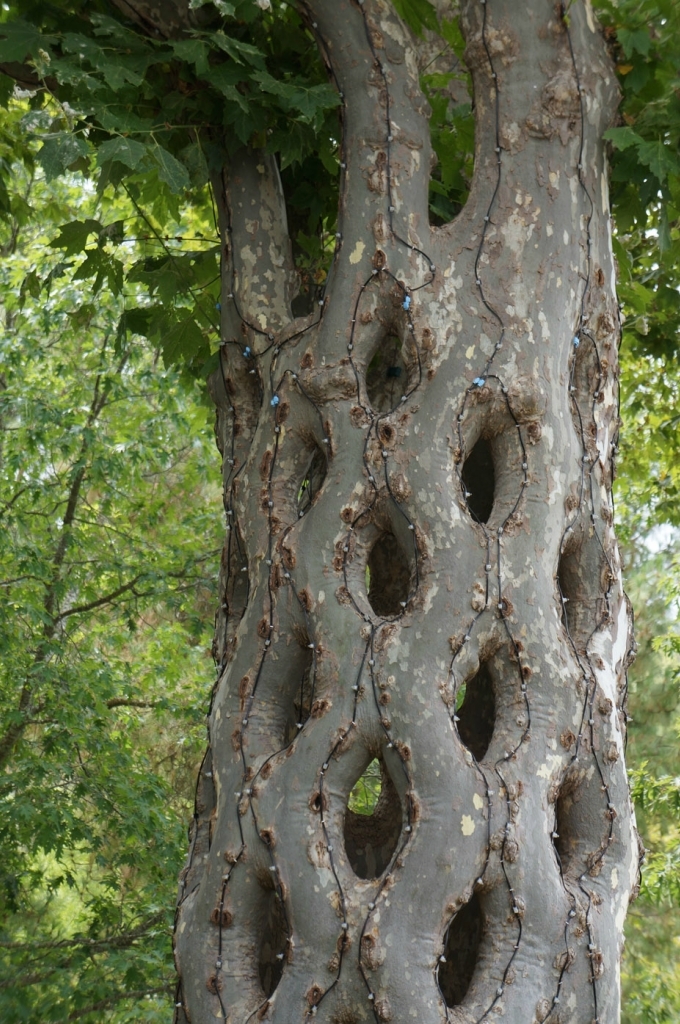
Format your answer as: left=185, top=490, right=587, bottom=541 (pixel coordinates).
left=174, top=1, right=640, bottom=1022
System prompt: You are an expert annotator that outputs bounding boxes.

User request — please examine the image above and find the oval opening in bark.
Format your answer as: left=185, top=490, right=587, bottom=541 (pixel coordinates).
left=222, top=521, right=249, bottom=624
left=296, top=443, right=327, bottom=516
left=461, top=438, right=495, bottom=524
left=438, top=893, right=483, bottom=1007
left=366, top=532, right=411, bottom=616
left=557, top=547, right=580, bottom=640
left=552, top=773, right=580, bottom=877
left=344, top=758, right=402, bottom=879
left=556, top=536, right=606, bottom=652
left=283, top=652, right=314, bottom=746
left=258, top=887, right=287, bottom=997
left=455, top=663, right=496, bottom=761
left=569, top=331, right=601, bottom=410
left=366, top=334, right=407, bottom=413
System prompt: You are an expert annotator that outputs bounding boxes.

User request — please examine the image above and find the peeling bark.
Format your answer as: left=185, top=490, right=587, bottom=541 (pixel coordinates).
left=174, top=2, right=639, bottom=1022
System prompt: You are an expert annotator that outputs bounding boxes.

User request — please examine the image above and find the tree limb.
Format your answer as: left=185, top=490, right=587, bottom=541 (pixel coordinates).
left=67, top=985, right=172, bottom=1021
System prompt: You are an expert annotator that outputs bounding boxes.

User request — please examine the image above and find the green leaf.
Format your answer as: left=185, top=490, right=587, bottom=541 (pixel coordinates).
left=20, top=269, right=41, bottom=303
left=603, top=126, right=643, bottom=152
left=206, top=63, right=249, bottom=110
left=618, top=27, right=652, bottom=58
left=172, top=39, right=211, bottom=74
left=212, top=29, right=264, bottom=66
left=49, top=219, right=103, bottom=256
left=635, top=139, right=680, bottom=184
left=100, top=60, right=146, bottom=90
left=151, top=146, right=191, bottom=193
left=391, top=0, right=438, bottom=36
left=98, top=108, right=156, bottom=135
left=0, top=20, right=53, bottom=62
left=116, top=307, right=154, bottom=350
left=439, top=17, right=466, bottom=59
left=37, top=134, right=89, bottom=182
left=251, top=71, right=339, bottom=120
left=73, top=249, right=124, bottom=294
left=158, top=314, right=207, bottom=366
left=97, top=137, right=148, bottom=171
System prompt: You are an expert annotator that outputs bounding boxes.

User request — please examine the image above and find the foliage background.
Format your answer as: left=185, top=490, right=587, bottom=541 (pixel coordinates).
left=0, top=0, right=678, bottom=1020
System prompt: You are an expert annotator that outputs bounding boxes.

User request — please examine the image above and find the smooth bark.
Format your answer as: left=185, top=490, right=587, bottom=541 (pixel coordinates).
left=173, top=1, right=640, bottom=1021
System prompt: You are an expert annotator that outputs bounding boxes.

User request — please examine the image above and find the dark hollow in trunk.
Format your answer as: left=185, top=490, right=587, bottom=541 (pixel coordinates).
left=258, top=888, right=288, bottom=997
left=462, top=438, right=496, bottom=524
left=343, top=761, right=402, bottom=879
left=438, top=893, right=484, bottom=1007
left=366, top=335, right=408, bottom=413
left=366, top=532, right=411, bottom=617
left=456, top=663, right=496, bottom=761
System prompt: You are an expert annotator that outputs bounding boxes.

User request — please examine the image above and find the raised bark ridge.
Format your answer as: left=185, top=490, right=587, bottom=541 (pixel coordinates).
left=174, top=1, right=640, bottom=1021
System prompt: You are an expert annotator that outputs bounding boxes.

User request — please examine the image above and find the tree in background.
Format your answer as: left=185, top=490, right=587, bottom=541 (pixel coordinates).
left=0, top=162, right=223, bottom=1020
left=0, top=0, right=678, bottom=1021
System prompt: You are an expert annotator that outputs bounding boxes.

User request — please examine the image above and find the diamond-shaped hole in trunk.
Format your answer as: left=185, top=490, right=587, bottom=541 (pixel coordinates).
left=296, top=443, right=327, bottom=516
left=552, top=771, right=582, bottom=877
left=461, top=438, right=495, bottom=524
left=344, top=758, right=402, bottom=879
left=283, top=651, right=314, bottom=746
left=455, top=663, right=496, bottom=762
left=438, top=893, right=483, bottom=1007
left=557, top=533, right=607, bottom=653
left=366, top=335, right=407, bottom=413
left=366, top=532, right=411, bottom=617
left=258, top=887, right=287, bottom=998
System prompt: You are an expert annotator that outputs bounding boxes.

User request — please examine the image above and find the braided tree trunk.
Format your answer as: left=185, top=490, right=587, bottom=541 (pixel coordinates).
left=174, top=1, right=640, bottom=1021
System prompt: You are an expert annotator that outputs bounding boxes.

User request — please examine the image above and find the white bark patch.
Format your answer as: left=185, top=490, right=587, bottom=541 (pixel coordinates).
left=615, top=902, right=627, bottom=932
left=536, top=753, right=563, bottom=779
left=422, top=582, right=439, bottom=615
left=387, top=640, right=410, bottom=672
left=591, top=602, right=628, bottom=762
left=349, top=240, right=365, bottom=264
left=548, top=467, right=564, bottom=505
left=601, top=170, right=609, bottom=215
left=473, top=793, right=484, bottom=810
left=461, top=815, right=475, bottom=836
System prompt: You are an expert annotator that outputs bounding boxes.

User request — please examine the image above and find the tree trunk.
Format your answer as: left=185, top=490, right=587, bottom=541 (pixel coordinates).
left=173, top=1, right=640, bottom=1021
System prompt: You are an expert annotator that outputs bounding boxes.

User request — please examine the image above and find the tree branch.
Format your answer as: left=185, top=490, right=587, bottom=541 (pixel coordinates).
left=298, top=0, right=434, bottom=366
left=0, top=913, right=165, bottom=951
left=217, top=146, right=296, bottom=337
left=53, top=575, right=144, bottom=622
left=106, top=698, right=159, bottom=709
left=67, top=985, right=172, bottom=1021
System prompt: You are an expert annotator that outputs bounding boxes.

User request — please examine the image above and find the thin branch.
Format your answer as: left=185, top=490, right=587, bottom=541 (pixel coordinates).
left=0, top=486, right=28, bottom=517
left=106, top=698, right=160, bottom=709
left=0, top=913, right=165, bottom=951
left=54, top=575, right=144, bottom=622
left=67, top=985, right=172, bottom=1021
